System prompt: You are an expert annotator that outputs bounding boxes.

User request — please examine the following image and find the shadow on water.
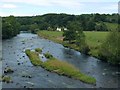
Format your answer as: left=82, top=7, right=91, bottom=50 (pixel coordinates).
left=2, top=32, right=120, bottom=88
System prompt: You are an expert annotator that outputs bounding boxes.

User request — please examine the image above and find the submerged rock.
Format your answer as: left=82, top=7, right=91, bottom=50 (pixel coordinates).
left=4, top=67, right=14, bottom=74
left=18, top=63, right=20, bottom=65
left=23, top=56, right=25, bottom=58
left=104, top=69, right=107, bottom=71
left=2, top=75, right=13, bottom=83
left=21, top=71, right=32, bottom=78
left=116, top=72, right=120, bottom=75
left=26, top=82, right=34, bottom=86
left=102, top=73, right=106, bottom=76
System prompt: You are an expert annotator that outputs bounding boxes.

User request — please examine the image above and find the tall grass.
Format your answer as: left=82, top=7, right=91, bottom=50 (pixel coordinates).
left=25, top=49, right=96, bottom=84
left=42, top=58, right=96, bottom=84
left=25, top=49, right=43, bottom=66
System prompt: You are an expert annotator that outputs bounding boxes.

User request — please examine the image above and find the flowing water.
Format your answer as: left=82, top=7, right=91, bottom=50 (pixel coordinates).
left=2, top=32, right=120, bottom=88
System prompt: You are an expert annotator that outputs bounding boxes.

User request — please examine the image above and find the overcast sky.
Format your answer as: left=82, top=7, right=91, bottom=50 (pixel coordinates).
left=0, top=0, right=119, bottom=16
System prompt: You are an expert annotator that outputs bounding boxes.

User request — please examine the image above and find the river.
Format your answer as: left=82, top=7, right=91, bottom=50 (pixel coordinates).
left=2, top=32, right=119, bottom=88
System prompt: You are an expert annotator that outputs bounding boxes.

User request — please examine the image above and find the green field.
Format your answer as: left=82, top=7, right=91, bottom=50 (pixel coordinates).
left=84, top=31, right=109, bottom=56
left=105, top=22, right=118, bottom=31
left=37, top=31, right=109, bottom=57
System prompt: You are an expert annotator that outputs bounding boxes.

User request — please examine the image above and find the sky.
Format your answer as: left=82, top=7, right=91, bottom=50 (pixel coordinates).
left=0, top=0, right=119, bottom=16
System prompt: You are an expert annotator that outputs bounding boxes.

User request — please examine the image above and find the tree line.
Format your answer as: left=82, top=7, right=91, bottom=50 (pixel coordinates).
left=2, top=13, right=119, bottom=39
left=17, top=13, right=119, bottom=31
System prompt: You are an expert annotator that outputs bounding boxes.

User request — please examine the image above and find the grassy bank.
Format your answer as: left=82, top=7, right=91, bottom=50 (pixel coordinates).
left=25, top=49, right=96, bottom=84
left=25, top=49, right=43, bottom=66
left=37, top=31, right=109, bottom=57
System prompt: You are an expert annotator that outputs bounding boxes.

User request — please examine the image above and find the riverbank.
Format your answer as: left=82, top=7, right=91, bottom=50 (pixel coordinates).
left=25, top=48, right=96, bottom=84
left=3, top=32, right=119, bottom=88
left=37, top=31, right=108, bottom=58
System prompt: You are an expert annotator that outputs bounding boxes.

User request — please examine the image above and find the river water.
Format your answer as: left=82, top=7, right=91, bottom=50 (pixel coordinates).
left=2, top=32, right=119, bottom=88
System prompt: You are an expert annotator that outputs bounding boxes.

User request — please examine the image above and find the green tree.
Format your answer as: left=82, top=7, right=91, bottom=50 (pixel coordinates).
left=86, top=20, right=96, bottom=31
left=99, top=30, right=120, bottom=64
left=95, top=22, right=108, bottom=31
left=63, top=22, right=77, bottom=43
left=30, top=24, right=39, bottom=33
left=2, top=16, right=20, bottom=39
left=63, top=21, right=89, bottom=54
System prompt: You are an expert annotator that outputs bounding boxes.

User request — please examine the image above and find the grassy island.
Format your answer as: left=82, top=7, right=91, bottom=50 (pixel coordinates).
left=25, top=48, right=96, bottom=84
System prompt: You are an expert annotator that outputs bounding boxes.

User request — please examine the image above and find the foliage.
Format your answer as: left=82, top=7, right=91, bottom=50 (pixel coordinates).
left=25, top=49, right=43, bottom=66
left=2, top=16, right=20, bottom=39
left=38, top=31, right=101, bottom=56
left=29, top=24, right=39, bottom=33
left=63, top=22, right=79, bottom=43
left=63, top=21, right=89, bottom=54
left=98, top=30, right=120, bottom=64
left=95, top=22, right=108, bottom=31
left=35, top=48, right=42, bottom=53
left=86, top=20, right=96, bottom=31
left=43, top=58, right=96, bottom=84
left=2, top=14, right=119, bottom=36
left=44, top=52, right=53, bottom=59
left=25, top=49, right=96, bottom=84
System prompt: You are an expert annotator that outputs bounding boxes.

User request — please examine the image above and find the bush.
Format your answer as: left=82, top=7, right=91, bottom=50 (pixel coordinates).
left=81, top=45, right=90, bottom=55
left=35, top=48, right=42, bottom=53
left=25, top=49, right=30, bottom=54
left=98, top=30, right=120, bottom=64
left=25, top=49, right=42, bottom=66
left=44, top=52, right=53, bottom=59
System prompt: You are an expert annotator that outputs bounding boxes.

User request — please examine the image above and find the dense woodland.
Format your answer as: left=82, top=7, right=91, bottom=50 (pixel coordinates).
left=2, top=13, right=120, bottom=65
left=2, top=13, right=120, bottom=39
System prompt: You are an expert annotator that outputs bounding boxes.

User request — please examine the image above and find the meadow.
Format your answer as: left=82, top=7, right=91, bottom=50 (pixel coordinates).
left=37, top=31, right=109, bottom=57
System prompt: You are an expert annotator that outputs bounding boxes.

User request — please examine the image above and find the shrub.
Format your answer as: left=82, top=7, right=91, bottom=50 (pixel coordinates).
left=98, top=30, right=120, bottom=64
left=44, top=52, right=53, bottom=59
left=25, top=49, right=42, bottom=66
left=81, top=45, right=90, bottom=55
left=35, top=48, right=42, bottom=53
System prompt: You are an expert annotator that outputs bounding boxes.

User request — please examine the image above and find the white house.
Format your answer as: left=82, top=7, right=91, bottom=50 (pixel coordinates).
left=56, top=28, right=62, bottom=31
left=64, top=28, right=67, bottom=31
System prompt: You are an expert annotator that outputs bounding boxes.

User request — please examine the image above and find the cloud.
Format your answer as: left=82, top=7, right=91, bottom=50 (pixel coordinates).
left=1, top=0, right=85, bottom=11
left=101, top=3, right=118, bottom=11
left=1, top=0, right=84, bottom=7
left=0, top=0, right=118, bottom=16
left=1, top=0, right=119, bottom=3
left=1, top=4, right=17, bottom=8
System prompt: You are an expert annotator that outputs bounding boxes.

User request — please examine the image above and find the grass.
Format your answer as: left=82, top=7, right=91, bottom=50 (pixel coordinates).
left=35, top=48, right=42, bottom=53
left=105, top=22, right=118, bottom=31
left=25, top=49, right=43, bottom=66
left=84, top=31, right=109, bottom=56
left=42, top=58, right=96, bottom=84
left=37, top=31, right=63, bottom=43
left=44, top=52, right=53, bottom=59
left=25, top=49, right=96, bottom=84
left=37, top=31, right=109, bottom=57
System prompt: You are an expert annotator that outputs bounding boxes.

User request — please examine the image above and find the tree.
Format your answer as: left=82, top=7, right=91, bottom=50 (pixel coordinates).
left=63, top=22, right=77, bottom=43
left=95, top=22, right=108, bottom=31
left=63, top=21, right=90, bottom=54
left=86, top=20, right=96, bottom=31
left=99, top=30, right=120, bottom=64
left=2, top=21, right=13, bottom=39
left=30, top=24, right=39, bottom=33
left=2, top=16, right=20, bottom=39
